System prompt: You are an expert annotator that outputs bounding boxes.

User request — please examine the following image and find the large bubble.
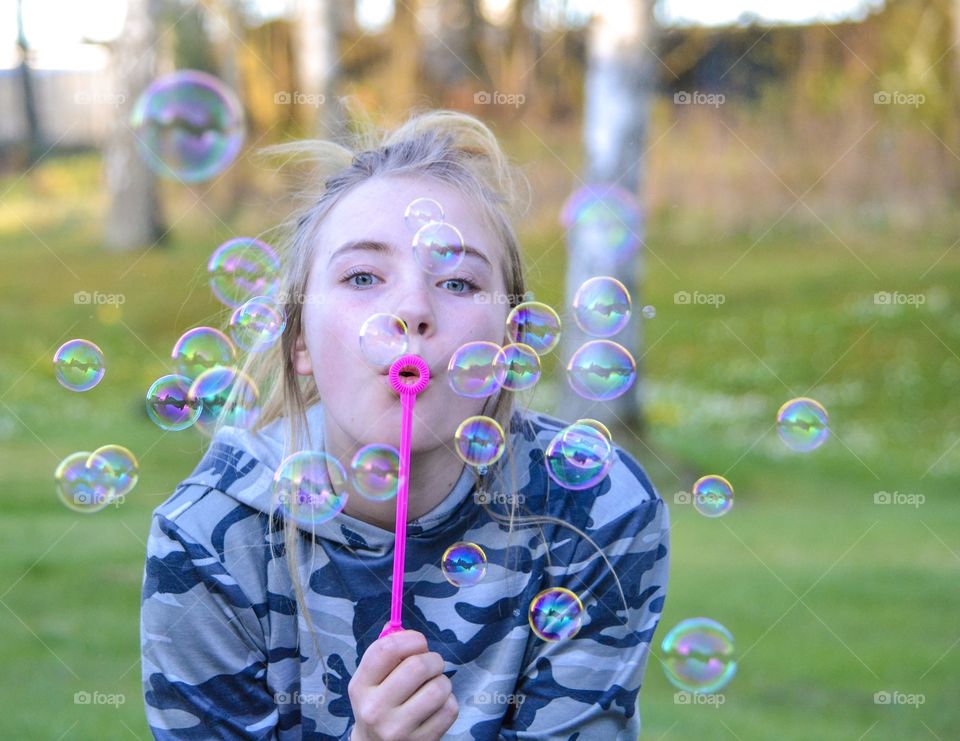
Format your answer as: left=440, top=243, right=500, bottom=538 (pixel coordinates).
left=86, top=444, right=139, bottom=499
left=566, top=340, right=637, bottom=401
left=454, top=416, right=505, bottom=468
left=441, top=542, right=488, bottom=587
left=447, top=341, right=506, bottom=398
left=172, top=327, right=237, bottom=381
left=560, top=183, right=642, bottom=262
left=692, top=475, right=734, bottom=518
left=130, top=69, right=244, bottom=183
left=661, top=617, right=737, bottom=693
left=55, top=451, right=113, bottom=513
left=505, top=302, right=562, bottom=356
left=229, top=296, right=286, bottom=352
left=572, top=276, right=632, bottom=338
left=274, top=451, right=349, bottom=526
left=188, top=366, right=260, bottom=435
left=500, top=343, right=541, bottom=391
left=145, top=374, right=202, bottom=431
left=545, top=421, right=615, bottom=490
left=350, top=444, right=399, bottom=501
left=53, top=339, right=105, bottom=392
left=208, top=238, right=281, bottom=308
left=359, top=313, right=409, bottom=369
left=529, top=587, right=584, bottom=642
left=776, top=397, right=829, bottom=452
left=404, top=198, right=444, bottom=231
left=412, top=221, right=465, bottom=274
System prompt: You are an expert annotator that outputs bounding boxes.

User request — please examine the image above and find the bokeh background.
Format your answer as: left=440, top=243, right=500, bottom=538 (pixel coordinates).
left=1, top=0, right=957, bottom=738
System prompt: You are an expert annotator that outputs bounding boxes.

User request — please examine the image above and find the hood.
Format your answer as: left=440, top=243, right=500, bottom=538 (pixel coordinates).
left=177, top=401, right=482, bottom=553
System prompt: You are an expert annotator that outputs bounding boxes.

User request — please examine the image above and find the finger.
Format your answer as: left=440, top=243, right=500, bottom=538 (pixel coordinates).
left=354, top=630, right=428, bottom=688
left=394, top=671, right=453, bottom=729
left=410, top=690, right=459, bottom=741
left=378, top=651, right=446, bottom=708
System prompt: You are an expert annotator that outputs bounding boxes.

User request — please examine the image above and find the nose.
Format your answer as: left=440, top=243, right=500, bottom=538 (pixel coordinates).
left=391, top=276, right=437, bottom=342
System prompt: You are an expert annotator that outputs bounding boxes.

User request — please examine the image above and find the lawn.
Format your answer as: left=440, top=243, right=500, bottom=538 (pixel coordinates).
left=0, top=149, right=956, bottom=739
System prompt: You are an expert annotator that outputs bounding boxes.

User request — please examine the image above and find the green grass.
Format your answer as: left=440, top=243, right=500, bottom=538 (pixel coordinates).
left=0, top=150, right=957, bottom=739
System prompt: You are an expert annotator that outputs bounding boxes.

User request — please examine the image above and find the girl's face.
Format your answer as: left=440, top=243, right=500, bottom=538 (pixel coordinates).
left=294, top=174, right=511, bottom=452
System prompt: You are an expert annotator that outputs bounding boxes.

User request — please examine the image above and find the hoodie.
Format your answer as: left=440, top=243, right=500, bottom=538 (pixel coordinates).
left=140, top=402, right=670, bottom=740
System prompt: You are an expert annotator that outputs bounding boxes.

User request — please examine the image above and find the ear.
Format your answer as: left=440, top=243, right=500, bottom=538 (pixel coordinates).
left=292, top=332, right=313, bottom=376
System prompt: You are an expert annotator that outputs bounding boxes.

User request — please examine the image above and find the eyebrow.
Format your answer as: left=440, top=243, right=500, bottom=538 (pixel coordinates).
left=327, top=239, right=493, bottom=270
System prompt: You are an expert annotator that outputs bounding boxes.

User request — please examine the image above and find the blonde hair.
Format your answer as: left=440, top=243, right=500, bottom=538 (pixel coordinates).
left=225, top=108, right=625, bottom=703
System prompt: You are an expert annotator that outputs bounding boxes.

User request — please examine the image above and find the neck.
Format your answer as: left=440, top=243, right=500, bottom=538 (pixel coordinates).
left=323, top=416, right=467, bottom=533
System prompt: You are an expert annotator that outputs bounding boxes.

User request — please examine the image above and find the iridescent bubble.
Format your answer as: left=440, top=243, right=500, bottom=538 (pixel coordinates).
left=529, top=587, right=584, bottom=642
left=229, top=296, right=286, bottom=352
left=560, top=183, right=641, bottom=263
left=359, top=313, right=409, bottom=368
left=404, top=197, right=444, bottom=231
left=506, top=302, right=562, bottom=355
left=454, top=416, right=505, bottom=467
left=350, top=444, right=399, bottom=501
left=441, top=542, right=488, bottom=587
left=412, top=221, right=465, bottom=274
left=188, top=366, right=260, bottom=435
left=208, top=237, right=281, bottom=308
left=692, top=475, right=734, bottom=518
left=776, top=397, right=830, bottom=452
left=500, top=343, right=541, bottom=391
left=172, top=327, right=237, bottom=381
left=86, top=445, right=139, bottom=499
left=661, top=617, right=737, bottom=693
left=447, top=341, right=506, bottom=398
left=641, top=305, right=656, bottom=319
left=574, top=418, right=612, bottom=442
left=145, top=374, right=202, bottom=431
left=53, top=339, right=105, bottom=392
left=567, top=340, right=636, bottom=401
left=545, top=422, right=615, bottom=490
left=274, top=451, right=349, bottom=526
left=55, top=451, right=113, bottom=513
left=572, top=276, right=632, bottom=338
left=130, top=69, right=244, bottom=183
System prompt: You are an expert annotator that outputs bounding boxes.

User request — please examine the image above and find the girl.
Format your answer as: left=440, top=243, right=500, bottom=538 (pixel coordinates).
left=140, top=110, right=670, bottom=740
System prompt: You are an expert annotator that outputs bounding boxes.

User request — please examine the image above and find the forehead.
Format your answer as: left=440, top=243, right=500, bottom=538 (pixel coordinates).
left=316, top=175, right=497, bottom=261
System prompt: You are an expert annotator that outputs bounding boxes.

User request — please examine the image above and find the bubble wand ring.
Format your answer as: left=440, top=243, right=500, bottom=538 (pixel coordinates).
left=378, top=354, right=430, bottom=639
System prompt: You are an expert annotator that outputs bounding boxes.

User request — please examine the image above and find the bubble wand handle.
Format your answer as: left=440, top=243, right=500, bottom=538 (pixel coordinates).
left=378, top=354, right=430, bottom=639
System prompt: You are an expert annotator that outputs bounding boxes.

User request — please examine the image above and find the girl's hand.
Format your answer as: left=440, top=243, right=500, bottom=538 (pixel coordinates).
left=348, top=629, right=459, bottom=741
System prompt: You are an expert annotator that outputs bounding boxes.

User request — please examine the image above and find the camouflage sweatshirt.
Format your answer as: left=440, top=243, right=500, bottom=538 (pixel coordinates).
left=140, top=402, right=670, bottom=740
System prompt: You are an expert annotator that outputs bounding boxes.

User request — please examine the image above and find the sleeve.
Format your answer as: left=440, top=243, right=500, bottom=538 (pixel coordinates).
left=498, top=469, right=670, bottom=741
left=140, top=506, right=281, bottom=740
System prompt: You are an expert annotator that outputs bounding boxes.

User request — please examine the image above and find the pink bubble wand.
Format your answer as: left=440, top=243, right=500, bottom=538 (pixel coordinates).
left=378, top=354, right=431, bottom=639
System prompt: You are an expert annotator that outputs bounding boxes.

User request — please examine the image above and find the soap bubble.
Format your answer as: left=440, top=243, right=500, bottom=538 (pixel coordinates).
left=55, top=451, right=113, bottom=513
left=560, top=183, right=641, bottom=262
left=188, top=366, right=260, bottom=435
left=506, top=302, right=562, bottom=355
left=208, top=237, right=281, bottom=308
left=274, top=451, right=349, bottom=526
left=350, top=444, right=399, bottom=501
left=130, top=69, right=244, bottom=183
left=172, top=327, right=237, bottom=381
left=145, top=374, right=202, bottom=431
left=229, top=296, right=286, bottom=352
left=641, top=305, right=656, bottom=319
left=572, top=276, right=632, bottom=338
left=776, top=397, right=829, bottom=452
left=500, top=343, right=541, bottom=391
left=545, top=422, right=615, bottom=490
left=454, top=416, right=505, bottom=467
left=529, top=587, right=584, bottom=642
left=404, top=198, right=444, bottom=231
left=359, top=313, right=409, bottom=368
left=566, top=340, right=636, bottom=401
left=574, top=418, right=612, bottom=442
left=412, top=221, right=465, bottom=274
left=447, top=341, right=506, bottom=398
left=692, top=475, right=734, bottom=518
left=441, top=542, right=488, bottom=587
left=86, top=445, right=139, bottom=499
left=661, top=617, right=736, bottom=693
left=53, top=339, right=105, bottom=392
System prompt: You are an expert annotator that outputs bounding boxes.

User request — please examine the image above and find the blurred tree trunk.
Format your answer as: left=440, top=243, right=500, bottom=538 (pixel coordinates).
left=293, top=0, right=343, bottom=137
left=422, top=0, right=491, bottom=96
left=559, top=0, right=655, bottom=433
left=503, top=0, right=534, bottom=100
left=104, top=0, right=166, bottom=252
left=387, top=0, right=420, bottom=114
left=15, top=0, right=43, bottom=166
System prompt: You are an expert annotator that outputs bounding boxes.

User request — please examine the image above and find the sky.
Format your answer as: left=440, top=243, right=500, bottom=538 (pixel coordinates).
left=0, top=0, right=886, bottom=70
